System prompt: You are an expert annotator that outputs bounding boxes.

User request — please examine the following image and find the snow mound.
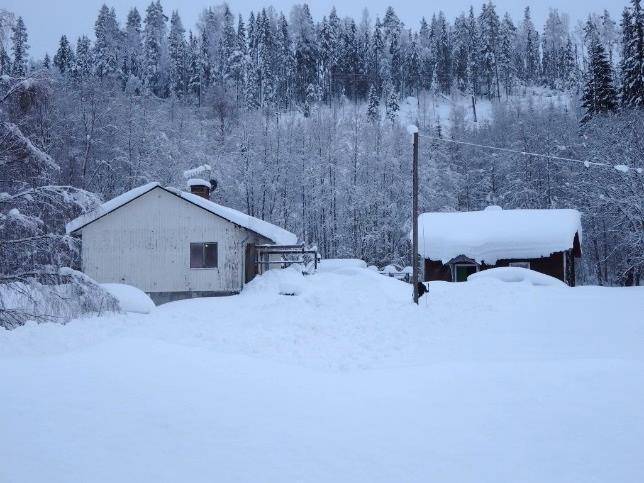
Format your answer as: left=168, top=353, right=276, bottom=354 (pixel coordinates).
left=318, top=259, right=367, bottom=272
left=100, top=283, right=156, bottom=313
left=467, top=267, right=567, bottom=287
left=244, top=266, right=306, bottom=296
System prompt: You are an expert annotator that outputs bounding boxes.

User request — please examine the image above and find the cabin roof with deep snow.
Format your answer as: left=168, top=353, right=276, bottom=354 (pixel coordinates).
left=417, top=206, right=582, bottom=265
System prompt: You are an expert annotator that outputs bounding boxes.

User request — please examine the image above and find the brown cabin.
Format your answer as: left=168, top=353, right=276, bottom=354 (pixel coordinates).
left=418, top=207, right=582, bottom=286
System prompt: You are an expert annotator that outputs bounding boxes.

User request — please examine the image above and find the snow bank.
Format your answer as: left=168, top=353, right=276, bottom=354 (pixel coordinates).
left=1, top=264, right=644, bottom=482
left=318, top=258, right=367, bottom=272
left=468, top=267, right=567, bottom=287
left=418, top=207, right=582, bottom=264
left=100, top=284, right=155, bottom=314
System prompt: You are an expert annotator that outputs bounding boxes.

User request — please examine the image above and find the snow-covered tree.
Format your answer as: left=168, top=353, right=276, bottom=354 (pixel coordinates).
left=581, top=21, right=618, bottom=122
left=53, top=35, right=74, bottom=74
left=10, top=16, right=28, bottom=76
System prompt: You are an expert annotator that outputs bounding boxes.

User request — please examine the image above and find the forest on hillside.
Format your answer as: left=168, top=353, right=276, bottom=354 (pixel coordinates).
left=1, top=1, right=643, bottom=326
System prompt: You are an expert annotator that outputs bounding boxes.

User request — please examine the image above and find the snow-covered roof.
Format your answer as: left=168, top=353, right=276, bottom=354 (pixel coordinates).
left=418, top=206, right=582, bottom=265
left=66, top=183, right=297, bottom=245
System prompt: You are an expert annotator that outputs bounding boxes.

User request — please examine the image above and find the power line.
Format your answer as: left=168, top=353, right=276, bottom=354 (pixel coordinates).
left=417, top=133, right=643, bottom=174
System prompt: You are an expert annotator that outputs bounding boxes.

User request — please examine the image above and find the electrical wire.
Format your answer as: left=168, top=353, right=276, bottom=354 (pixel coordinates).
left=416, top=133, right=642, bottom=173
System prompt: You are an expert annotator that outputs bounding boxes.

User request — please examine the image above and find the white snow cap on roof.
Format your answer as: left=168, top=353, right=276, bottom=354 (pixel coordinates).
left=183, top=164, right=211, bottom=179
left=66, top=183, right=297, bottom=245
left=418, top=207, right=582, bottom=264
left=187, top=178, right=211, bottom=189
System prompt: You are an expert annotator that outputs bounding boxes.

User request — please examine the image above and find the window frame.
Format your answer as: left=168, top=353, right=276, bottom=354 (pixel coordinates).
left=190, top=242, right=218, bottom=269
left=509, top=261, right=531, bottom=270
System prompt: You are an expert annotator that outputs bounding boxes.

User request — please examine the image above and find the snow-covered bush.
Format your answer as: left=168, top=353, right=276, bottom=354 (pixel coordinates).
left=0, top=268, right=118, bottom=329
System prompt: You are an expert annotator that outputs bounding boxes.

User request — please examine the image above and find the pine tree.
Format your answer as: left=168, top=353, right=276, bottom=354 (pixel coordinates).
left=144, top=0, right=168, bottom=96
left=466, top=7, right=481, bottom=96
left=275, top=13, right=293, bottom=108
left=622, top=0, right=644, bottom=107
left=384, top=80, right=399, bottom=123
left=498, top=13, right=517, bottom=97
left=479, top=2, right=501, bottom=99
left=0, top=46, right=10, bottom=76
left=187, top=31, right=201, bottom=102
left=371, top=18, right=385, bottom=94
left=73, top=35, right=93, bottom=80
left=42, top=54, right=50, bottom=69
left=520, top=7, right=540, bottom=85
left=434, top=12, right=452, bottom=94
left=53, top=35, right=74, bottom=73
left=124, top=8, right=144, bottom=80
left=11, top=16, right=29, bottom=76
left=221, top=5, right=237, bottom=85
left=404, top=34, right=421, bottom=97
left=168, top=10, right=187, bottom=97
left=582, top=21, right=618, bottom=122
left=94, top=5, right=121, bottom=79
left=228, top=15, right=248, bottom=103
left=366, top=84, right=380, bottom=122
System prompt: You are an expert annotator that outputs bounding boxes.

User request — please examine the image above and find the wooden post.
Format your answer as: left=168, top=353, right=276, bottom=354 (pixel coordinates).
left=412, top=131, right=419, bottom=304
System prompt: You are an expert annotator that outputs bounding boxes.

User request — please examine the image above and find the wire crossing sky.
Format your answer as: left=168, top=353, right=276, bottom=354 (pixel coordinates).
left=417, top=133, right=643, bottom=174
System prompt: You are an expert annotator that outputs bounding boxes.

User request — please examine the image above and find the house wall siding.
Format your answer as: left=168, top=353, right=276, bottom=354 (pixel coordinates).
left=80, top=187, right=264, bottom=294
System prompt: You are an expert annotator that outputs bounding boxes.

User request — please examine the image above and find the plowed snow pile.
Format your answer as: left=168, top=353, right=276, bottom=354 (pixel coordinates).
left=1, top=263, right=643, bottom=483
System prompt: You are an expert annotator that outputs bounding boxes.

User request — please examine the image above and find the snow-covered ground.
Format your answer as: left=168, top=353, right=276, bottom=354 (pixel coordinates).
left=1, top=264, right=643, bottom=483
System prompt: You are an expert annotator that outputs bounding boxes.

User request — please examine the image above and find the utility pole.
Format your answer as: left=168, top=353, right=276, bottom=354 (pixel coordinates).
left=412, top=129, right=419, bottom=304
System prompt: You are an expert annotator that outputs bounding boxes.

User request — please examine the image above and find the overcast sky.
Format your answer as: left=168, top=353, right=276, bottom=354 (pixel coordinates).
left=5, top=0, right=626, bottom=59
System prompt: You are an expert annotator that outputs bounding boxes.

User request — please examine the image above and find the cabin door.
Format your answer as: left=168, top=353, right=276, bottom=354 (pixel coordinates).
left=454, top=264, right=478, bottom=282
left=245, top=244, right=258, bottom=284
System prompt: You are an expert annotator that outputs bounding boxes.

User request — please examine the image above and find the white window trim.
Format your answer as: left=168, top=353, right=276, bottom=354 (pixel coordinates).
left=509, top=261, right=531, bottom=269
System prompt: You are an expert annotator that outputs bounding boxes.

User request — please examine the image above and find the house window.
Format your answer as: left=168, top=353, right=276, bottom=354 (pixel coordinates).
left=190, top=242, right=218, bottom=268
left=454, top=264, right=478, bottom=282
left=509, top=261, right=530, bottom=269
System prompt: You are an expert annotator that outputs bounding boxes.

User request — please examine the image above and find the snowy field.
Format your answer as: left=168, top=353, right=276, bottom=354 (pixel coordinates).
left=1, top=264, right=643, bottom=483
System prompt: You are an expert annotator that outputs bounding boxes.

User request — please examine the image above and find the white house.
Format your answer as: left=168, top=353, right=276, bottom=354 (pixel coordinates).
left=66, top=181, right=297, bottom=304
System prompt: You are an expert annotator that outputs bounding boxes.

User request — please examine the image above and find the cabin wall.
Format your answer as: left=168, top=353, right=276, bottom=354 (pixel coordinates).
left=80, top=187, right=258, bottom=297
left=423, top=251, right=572, bottom=284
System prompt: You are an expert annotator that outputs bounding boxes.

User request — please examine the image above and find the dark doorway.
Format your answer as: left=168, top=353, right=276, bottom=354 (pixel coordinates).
left=245, top=244, right=258, bottom=284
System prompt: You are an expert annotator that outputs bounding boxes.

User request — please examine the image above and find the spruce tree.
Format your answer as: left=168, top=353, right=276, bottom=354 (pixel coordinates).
left=479, top=2, right=501, bottom=99
left=0, top=46, right=10, bottom=76
left=11, top=16, right=28, bottom=76
left=498, top=14, right=517, bottom=97
left=582, top=21, right=618, bottom=122
left=168, top=11, right=187, bottom=97
left=53, top=35, right=74, bottom=73
left=94, top=5, right=121, bottom=79
left=43, top=54, right=50, bottom=69
left=366, top=84, right=380, bottom=122
left=124, top=8, right=143, bottom=80
left=144, top=0, right=168, bottom=96
left=73, top=35, right=93, bottom=80
left=622, top=0, right=644, bottom=106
